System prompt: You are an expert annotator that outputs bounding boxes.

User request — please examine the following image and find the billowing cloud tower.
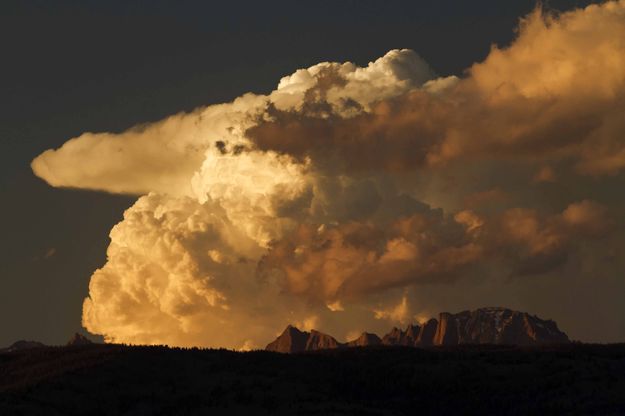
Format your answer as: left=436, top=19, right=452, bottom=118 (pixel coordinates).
left=33, top=1, right=625, bottom=348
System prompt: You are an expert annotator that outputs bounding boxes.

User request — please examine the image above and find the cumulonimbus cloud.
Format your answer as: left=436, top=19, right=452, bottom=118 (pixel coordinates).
left=248, top=3, right=625, bottom=175
left=33, top=1, right=625, bottom=347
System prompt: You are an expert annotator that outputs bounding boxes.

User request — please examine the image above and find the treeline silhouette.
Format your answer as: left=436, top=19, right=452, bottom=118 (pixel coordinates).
left=1, top=343, right=624, bottom=415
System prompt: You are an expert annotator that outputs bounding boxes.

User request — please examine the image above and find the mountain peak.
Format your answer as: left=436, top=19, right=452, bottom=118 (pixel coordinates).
left=67, top=333, right=93, bottom=346
left=266, top=325, right=342, bottom=353
left=266, top=325, right=310, bottom=353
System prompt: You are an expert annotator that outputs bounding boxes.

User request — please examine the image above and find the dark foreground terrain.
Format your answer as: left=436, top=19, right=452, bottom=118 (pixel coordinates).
left=1, top=343, right=624, bottom=415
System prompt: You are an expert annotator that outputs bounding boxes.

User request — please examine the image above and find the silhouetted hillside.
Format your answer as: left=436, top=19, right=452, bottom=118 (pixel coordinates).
left=1, top=343, right=625, bottom=415
left=0, top=340, right=46, bottom=353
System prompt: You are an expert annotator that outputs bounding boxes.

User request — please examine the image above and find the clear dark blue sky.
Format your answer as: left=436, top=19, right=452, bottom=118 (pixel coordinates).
left=0, top=0, right=597, bottom=346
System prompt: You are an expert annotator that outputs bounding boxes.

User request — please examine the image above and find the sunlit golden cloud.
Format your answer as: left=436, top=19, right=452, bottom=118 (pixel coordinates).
left=33, top=1, right=625, bottom=347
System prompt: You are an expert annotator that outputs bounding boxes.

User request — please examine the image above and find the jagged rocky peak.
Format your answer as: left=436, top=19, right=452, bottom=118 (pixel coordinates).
left=265, top=325, right=310, bottom=353
left=307, top=330, right=341, bottom=350
left=417, top=319, right=438, bottom=346
left=67, top=333, right=94, bottom=346
left=347, top=332, right=381, bottom=347
left=404, top=324, right=421, bottom=344
left=265, top=325, right=343, bottom=353
left=380, top=320, right=439, bottom=347
left=381, top=327, right=405, bottom=346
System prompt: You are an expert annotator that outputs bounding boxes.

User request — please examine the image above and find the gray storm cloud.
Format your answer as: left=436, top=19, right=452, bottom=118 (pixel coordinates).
left=33, top=1, right=625, bottom=348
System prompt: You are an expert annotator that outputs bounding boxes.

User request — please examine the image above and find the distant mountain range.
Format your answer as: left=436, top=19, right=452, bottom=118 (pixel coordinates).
left=0, top=333, right=93, bottom=353
left=0, top=340, right=47, bottom=353
left=266, top=307, right=570, bottom=353
left=1, top=308, right=569, bottom=354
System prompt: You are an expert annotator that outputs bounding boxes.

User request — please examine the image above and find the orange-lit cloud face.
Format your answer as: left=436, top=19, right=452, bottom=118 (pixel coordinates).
left=33, top=1, right=625, bottom=348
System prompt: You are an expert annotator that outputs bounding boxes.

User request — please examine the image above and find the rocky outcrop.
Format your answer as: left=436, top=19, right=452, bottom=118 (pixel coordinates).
left=381, top=319, right=439, bottom=347
left=266, top=326, right=342, bottom=353
left=307, top=330, right=342, bottom=350
left=67, top=333, right=94, bottom=346
left=266, top=308, right=569, bottom=353
left=346, top=332, right=381, bottom=347
left=381, top=327, right=406, bottom=346
left=417, top=319, right=438, bottom=346
left=434, top=312, right=459, bottom=345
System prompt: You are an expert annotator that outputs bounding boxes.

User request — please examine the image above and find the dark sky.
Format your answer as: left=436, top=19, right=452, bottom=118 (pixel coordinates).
left=0, top=0, right=598, bottom=346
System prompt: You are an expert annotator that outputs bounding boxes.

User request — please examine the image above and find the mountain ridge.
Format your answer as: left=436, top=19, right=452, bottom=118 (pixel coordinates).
left=266, top=307, right=570, bottom=353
